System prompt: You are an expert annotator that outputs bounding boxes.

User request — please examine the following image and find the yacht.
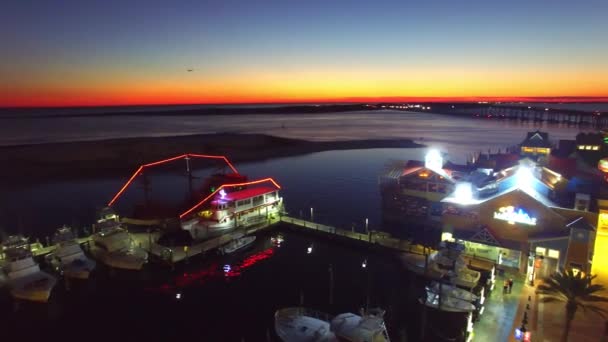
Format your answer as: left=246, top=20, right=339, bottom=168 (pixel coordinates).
left=48, top=226, right=96, bottom=279
left=427, top=281, right=478, bottom=303
left=429, top=242, right=481, bottom=289
left=219, top=235, right=256, bottom=254
left=422, top=288, right=476, bottom=313
left=2, top=236, right=57, bottom=303
left=274, top=307, right=390, bottom=342
left=90, top=209, right=148, bottom=271
left=182, top=186, right=282, bottom=239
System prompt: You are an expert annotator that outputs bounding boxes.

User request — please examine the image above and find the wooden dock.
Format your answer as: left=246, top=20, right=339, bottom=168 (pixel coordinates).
left=279, top=216, right=427, bottom=254
left=133, top=216, right=282, bottom=264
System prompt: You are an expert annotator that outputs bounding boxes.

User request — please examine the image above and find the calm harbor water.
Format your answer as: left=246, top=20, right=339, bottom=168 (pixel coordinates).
left=0, top=111, right=593, bottom=341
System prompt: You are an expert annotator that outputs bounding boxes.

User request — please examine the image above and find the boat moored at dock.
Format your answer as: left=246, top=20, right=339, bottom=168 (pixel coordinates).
left=274, top=307, right=390, bottom=342
left=91, top=208, right=148, bottom=271
left=181, top=185, right=282, bottom=240
left=219, top=234, right=256, bottom=254
left=48, top=226, right=96, bottom=279
left=2, top=236, right=57, bottom=303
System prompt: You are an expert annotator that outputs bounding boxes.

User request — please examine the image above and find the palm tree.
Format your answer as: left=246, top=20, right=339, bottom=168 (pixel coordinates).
left=536, top=269, right=608, bottom=342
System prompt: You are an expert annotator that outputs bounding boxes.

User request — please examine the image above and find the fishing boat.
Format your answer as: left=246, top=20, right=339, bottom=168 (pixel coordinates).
left=219, top=235, right=256, bottom=254
left=427, top=281, right=479, bottom=302
left=90, top=209, right=147, bottom=271
left=274, top=307, right=390, bottom=342
left=429, top=242, right=481, bottom=289
left=48, top=226, right=96, bottom=279
left=182, top=186, right=282, bottom=239
left=2, top=236, right=57, bottom=303
left=422, top=288, right=476, bottom=313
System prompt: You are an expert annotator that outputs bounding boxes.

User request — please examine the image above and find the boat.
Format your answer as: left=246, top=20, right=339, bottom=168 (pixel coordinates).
left=427, top=281, right=479, bottom=302
left=330, top=308, right=391, bottom=342
left=47, top=226, right=96, bottom=279
left=90, top=208, right=148, bottom=271
left=428, top=242, right=481, bottom=289
left=182, top=186, right=282, bottom=240
left=274, top=307, right=390, bottom=342
left=219, top=235, right=256, bottom=254
left=422, top=288, right=476, bottom=313
left=2, top=236, right=57, bottom=303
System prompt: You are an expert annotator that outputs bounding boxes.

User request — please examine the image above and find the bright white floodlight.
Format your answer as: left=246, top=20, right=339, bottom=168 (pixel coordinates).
left=425, top=149, right=443, bottom=171
left=454, top=182, right=473, bottom=203
left=515, top=166, right=534, bottom=189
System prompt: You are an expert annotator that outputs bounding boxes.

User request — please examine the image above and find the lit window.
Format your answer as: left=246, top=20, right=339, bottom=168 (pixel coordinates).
left=535, top=247, right=546, bottom=256
left=586, top=146, right=592, bottom=150
left=593, top=146, right=600, bottom=151
left=548, top=249, right=560, bottom=259
left=578, top=145, right=585, bottom=150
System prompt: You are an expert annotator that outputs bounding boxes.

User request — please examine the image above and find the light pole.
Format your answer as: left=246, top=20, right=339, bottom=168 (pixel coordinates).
left=365, top=218, right=369, bottom=234
left=310, top=207, right=314, bottom=222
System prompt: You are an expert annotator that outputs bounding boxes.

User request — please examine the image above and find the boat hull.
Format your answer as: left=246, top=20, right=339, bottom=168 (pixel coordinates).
left=63, top=259, right=96, bottom=279
left=10, top=272, right=57, bottom=303
left=92, top=249, right=147, bottom=271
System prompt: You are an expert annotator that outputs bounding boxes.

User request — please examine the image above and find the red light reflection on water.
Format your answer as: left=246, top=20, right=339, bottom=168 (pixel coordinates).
left=146, top=246, right=275, bottom=293
left=223, top=247, right=274, bottom=278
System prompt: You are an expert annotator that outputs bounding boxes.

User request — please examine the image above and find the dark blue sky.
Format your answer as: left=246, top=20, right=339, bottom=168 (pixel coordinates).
left=1, top=0, right=607, bottom=106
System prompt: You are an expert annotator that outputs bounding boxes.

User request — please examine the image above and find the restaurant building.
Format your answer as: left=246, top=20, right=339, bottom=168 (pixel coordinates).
left=441, top=163, right=597, bottom=282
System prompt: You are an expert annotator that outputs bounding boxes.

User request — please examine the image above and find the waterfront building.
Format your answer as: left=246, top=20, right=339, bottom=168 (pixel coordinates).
left=520, top=130, right=552, bottom=159
left=379, top=151, right=473, bottom=226
left=441, top=162, right=597, bottom=283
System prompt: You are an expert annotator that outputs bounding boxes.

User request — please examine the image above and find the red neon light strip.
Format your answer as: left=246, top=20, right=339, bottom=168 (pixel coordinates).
left=143, top=154, right=188, bottom=168
left=107, top=153, right=240, bottom=207
left=187, top=154, right=238, bottom=174
left=108, top=166, right=143, bottom=207
left=179, top=177, right=281, bottom=219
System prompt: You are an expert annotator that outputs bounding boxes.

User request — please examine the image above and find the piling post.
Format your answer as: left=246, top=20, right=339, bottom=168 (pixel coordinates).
left=329, top=263, right=334, bottom=306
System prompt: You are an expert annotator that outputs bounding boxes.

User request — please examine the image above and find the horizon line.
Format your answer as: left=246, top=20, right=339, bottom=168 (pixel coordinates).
left=2, top=96, right=608, bottom=109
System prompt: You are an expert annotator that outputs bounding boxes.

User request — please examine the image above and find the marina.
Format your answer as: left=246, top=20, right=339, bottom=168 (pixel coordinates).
left=1, top=125, right=607, bottom=341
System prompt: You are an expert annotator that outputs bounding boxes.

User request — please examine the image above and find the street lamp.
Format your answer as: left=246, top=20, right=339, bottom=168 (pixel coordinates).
left=310, top=207, right=314, bottom=222
left=365, top=218, right=369, bottom=234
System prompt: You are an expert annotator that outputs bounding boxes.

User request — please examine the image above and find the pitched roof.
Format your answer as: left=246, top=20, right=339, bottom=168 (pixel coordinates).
left=219, top=186, right=277, bottom=202
left=521, top=130, right=552, bottom=148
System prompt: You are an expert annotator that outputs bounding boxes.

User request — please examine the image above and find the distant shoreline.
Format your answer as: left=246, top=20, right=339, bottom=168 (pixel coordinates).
left=0, top=133, right=423, bottom=182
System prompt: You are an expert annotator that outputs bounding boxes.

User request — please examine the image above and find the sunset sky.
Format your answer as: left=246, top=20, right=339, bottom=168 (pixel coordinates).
left=1, top=0, right=607, bottom=107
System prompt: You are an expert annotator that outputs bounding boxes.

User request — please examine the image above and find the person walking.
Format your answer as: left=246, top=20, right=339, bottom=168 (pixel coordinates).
left=503, top=280, right=509, bottom=294
left=508, top=278, right=514, bottom=293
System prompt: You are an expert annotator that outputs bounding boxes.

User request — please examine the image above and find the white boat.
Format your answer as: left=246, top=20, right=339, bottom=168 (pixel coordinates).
left=2, top=236, right=57, bottom=303
left=330, top=308, right=391, bottom=342
left=428, top=281, right=479, bottom=302
left=429, top=243, right=481, bottom=289
left=182, top=186, right=282, bottom=239
left=422, top=288, right=476, bottom=313
left=274, top=307, right=390, bottom=342
left=275, top=307, right=337, bottom=342
left=91, top=211, right=147, bottom=270
left=220, top=235, right=256, bottom=254
left=48, top=226, right=96, bottom=279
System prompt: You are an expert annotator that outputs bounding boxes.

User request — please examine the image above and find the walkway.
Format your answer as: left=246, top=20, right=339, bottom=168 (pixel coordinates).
left=473, top=271, right=524, bottom=342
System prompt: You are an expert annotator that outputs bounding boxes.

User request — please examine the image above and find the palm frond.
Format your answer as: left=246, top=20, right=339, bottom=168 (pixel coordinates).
left=538, top=296, right=564, bottom=304
left=580, top=304, right=608, bottom=319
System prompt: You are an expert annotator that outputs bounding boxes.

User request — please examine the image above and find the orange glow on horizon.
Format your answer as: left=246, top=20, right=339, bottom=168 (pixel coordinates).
left=2, top=67, right=607, bottom=107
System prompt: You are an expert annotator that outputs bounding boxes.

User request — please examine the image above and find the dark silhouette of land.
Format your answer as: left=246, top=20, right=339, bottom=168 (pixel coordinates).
left=0, top=133, right=423, bottom=182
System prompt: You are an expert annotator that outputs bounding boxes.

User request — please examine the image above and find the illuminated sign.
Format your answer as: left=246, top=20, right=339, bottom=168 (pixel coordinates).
left=219, top=189, right=227, bottom=199
left=494, top=206, right=537, bottom=226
